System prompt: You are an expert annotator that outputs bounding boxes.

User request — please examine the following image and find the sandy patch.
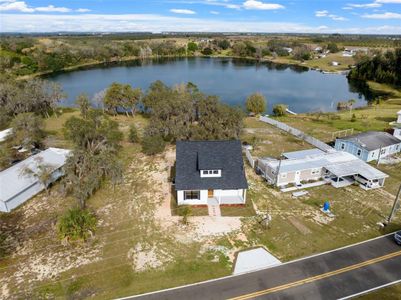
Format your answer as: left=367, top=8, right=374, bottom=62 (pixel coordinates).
left=12, top=245, right=102, bottom=283
left=191, top=216, right=242, bottom=237
left=128, top=243, right=172, bottom=272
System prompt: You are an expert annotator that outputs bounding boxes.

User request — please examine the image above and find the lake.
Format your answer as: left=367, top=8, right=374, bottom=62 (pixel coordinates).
left=47, top=57, right=373, bottom=113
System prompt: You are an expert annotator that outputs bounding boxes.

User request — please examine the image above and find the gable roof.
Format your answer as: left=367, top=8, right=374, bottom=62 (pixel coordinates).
left=175, top=140, right=248, bottom=191
left=338, top=131, right=401, bottom=151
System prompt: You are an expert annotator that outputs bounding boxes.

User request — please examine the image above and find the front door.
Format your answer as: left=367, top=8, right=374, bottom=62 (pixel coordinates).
left=208, top=189, right=214, bottom=198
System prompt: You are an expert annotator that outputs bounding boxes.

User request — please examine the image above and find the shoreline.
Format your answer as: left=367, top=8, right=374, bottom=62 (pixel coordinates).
left=17, top=54, right=348, bottom=80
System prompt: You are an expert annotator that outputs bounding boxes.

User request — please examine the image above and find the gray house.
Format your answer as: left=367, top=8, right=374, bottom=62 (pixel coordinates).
left=0, top=148, right=70, bottom=212
left=257, top=149, right=388, bottom=190
left=335, top=131, right=401, bottom=162
left=175, top=140, right=248, bottom=206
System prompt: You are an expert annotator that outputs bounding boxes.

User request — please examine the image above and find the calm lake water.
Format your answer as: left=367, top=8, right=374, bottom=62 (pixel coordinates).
left=47, top=57, right=373, bottom=113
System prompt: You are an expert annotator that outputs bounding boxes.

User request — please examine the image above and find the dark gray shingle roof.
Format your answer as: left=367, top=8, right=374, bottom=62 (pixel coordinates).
left=338, top=131, right=401, bottom=151
left=175, top=140, right=248, bottom=190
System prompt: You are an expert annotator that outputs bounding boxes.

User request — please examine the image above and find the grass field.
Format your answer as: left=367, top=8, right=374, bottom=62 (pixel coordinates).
left=1, top=96, right=401, bottom=299
left=266, top=52, right=355, bottom=72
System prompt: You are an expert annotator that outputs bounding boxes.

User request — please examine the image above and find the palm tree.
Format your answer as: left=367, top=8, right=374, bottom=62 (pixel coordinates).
left=348, top=99, right=357, bottom=117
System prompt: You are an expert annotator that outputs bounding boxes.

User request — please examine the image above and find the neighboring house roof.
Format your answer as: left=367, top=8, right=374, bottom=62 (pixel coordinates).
left=258, top=150, right=387, bottom=180
left=0, top=148, right=70, bottom=203
left=175, top=140, right=248, bottom=190
left=338, top=131, right=401, bottom=151
left=325, top=160, right=387, bottom=180
left=283, top=148, right=324, bottom=160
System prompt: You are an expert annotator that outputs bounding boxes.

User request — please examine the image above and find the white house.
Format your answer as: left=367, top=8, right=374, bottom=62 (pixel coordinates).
left=335, top=131, right=401, bottom=162
left=257, top=149, right=388, bottom=190
left=175, top=140, right=248, bottom=206
left=0, top=148, right=70, bottom=212
left=390, top=110, right=401, bottom=140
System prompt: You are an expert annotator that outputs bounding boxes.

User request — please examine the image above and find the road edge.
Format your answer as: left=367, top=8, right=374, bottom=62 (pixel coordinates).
left=118, top=231, right=397, bottom=300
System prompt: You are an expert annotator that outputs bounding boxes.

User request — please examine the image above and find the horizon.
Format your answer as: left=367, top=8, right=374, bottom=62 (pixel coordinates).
left=1, top=0, right=401, bottom=34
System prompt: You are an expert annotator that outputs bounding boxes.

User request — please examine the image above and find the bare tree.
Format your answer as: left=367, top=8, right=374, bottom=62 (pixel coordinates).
left=20, top=157, right=55, bottom=195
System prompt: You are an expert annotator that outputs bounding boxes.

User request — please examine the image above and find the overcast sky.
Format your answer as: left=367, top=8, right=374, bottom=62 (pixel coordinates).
left=1, top=0, right=401, bottom=33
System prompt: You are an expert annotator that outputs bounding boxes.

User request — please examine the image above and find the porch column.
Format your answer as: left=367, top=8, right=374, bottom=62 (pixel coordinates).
left=243, top=189, right=247, bottom=203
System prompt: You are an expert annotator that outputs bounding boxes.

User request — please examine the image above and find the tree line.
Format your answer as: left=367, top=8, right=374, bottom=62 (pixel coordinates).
left=348, top=48, right=401, bottom=87
left=97, top=80, right=245, bottom=154
left=1, top=35, right=360, bottom=77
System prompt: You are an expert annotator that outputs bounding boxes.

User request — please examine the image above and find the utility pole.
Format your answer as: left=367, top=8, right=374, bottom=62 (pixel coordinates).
left=274, top=156, right=282, bottom=186
left=388, top=183, right=401, bottom=224
left=376, top=145, right=382, bottom=166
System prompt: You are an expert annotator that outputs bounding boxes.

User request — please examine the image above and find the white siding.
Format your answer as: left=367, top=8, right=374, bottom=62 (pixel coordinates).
left=394, top=129, right=401, bottom=140
left=367, top=143, right=401, bottom=162
left=176, top=189, right=208, bottom=205
left=3, top=182, right=43, bottom=212
left=176, top=189, right=245, bottom=205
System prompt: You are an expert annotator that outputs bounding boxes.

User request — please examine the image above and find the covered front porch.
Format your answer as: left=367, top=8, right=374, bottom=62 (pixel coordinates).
left=324, top=160, right=388, bottom=190
left=207, top=189, right=246, bottom=205
left=177, top=188, right=246, bottom=206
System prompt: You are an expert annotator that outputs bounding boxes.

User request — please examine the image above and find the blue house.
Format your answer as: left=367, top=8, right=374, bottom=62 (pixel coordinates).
left=335, top=131, right=401, bottom=162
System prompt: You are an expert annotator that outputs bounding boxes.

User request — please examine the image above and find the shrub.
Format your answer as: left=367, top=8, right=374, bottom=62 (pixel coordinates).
left=141, top=134, right=166, bottom=155
left=57, top=208, right=97, bottom=242
left=128, top=125, right=139, bottom=143
left=272, top=104, right=288, bottom=117
left=177, top=205, right=192, bottom=225
left=187, top=42, right=198, bottom=52
left=327, top=43, right=339, bottom=53
left=246, top=93, right=266, bottom=115
left=201, top=47, right=213, bottom=55
left=351, top=113, right=357, bottom=122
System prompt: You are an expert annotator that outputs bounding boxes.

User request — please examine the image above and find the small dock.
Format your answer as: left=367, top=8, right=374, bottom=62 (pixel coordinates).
left=285, top=108, right=297, bottom=115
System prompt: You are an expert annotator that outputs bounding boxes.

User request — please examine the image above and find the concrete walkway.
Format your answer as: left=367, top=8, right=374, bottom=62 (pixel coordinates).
left=207, top=198, right=221, bottom=217
left=233, top=247, right=281, bottom=275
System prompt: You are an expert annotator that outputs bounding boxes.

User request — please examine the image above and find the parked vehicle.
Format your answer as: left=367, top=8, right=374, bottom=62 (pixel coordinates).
left=395, top=231, right=401, bottom=245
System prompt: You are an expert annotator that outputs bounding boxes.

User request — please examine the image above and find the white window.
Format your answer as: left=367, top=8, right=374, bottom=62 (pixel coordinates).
left=396, top=145, right=399, bottom=151
left=281, top=173, right=287, bottom=178
left=311, top=168, right=320, bottom=175
left=371, top=151, right=375, bottom=157
left=380, top=148, right=386, bottom=155
left=341, top=143, right=345, bottom=150
left=357, top=149, right=362, bottom=156
left=184, top=191, right=200, bottom=200
left=200, top=169, right=221, bottom=178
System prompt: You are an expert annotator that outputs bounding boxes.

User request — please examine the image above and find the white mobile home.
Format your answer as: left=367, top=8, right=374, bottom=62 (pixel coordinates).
left=335, top=131, right=401, bottom=162
left=257, top=149, right=388, bottom=190
left=390, top=110, right=401, bottom=140
left=0, top=148, right=70, bottom=212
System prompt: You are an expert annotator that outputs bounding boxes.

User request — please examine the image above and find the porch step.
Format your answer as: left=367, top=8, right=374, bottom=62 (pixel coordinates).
left=207, top=204, right=221, bottom=217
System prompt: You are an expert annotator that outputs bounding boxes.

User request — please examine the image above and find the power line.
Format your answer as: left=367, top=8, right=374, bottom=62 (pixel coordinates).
left=0, top=205, right=263, bottom=269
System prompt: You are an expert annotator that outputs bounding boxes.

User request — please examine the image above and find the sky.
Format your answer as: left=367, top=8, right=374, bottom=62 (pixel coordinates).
left=0, top=0, right=401, bottom=34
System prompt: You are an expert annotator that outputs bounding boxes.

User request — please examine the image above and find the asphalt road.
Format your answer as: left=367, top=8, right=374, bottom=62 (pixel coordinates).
left=123, top=234, right=401, bottom=300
